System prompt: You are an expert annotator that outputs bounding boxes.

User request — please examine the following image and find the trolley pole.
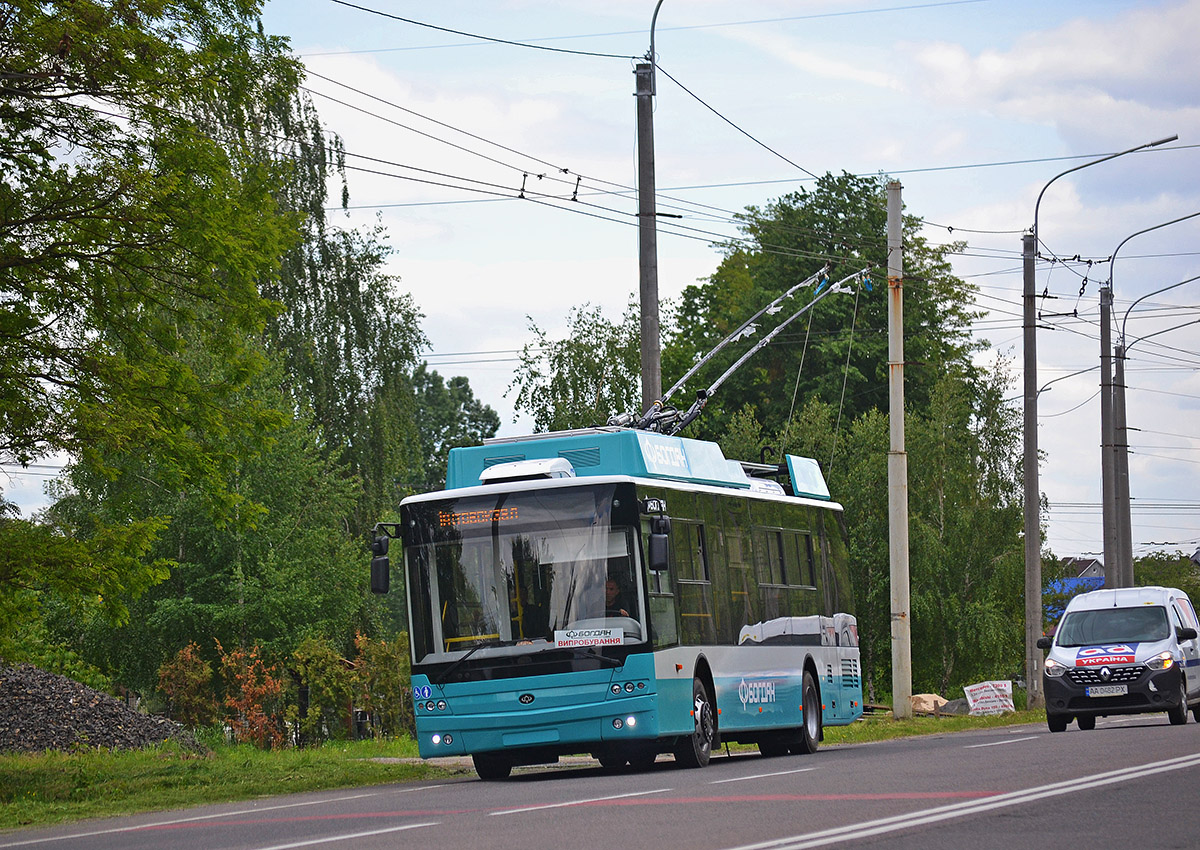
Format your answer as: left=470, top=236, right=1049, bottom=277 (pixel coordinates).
left=886, top=182, right=912, bottom=719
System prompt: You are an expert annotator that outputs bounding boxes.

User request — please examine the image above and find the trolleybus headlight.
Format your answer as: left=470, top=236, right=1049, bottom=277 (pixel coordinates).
left=612, top=718, right=624, bottom=729
left=1145, top=651, right=1175, bottom=671
left=443, top=734, right=453, bottom=745
left=624, top=682, right=635, bottom=693
left=1043, top=658, right=1068, bottom=678
left=431, top=734, right=442, bottom=745
left=626, top=715, right=637, bottom=728
left=425, top=700, right=436, bottom=711
left=611, top=684, right=622, bottom=695
left=437, top=700, right=447, bottom=711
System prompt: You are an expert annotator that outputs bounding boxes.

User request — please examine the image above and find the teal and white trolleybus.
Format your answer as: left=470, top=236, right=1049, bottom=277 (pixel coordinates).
left=371, top=426, right=863, bottom=778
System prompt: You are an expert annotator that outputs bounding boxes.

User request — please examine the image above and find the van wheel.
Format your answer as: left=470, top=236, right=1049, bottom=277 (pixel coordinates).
left=1076, top=715, right=1096, bottom=731
left=791, top=669, right=821, bottom=755
left=472, top=752, right=512, bottom=780
left=674, top=677, right=714, bottom=768
left=1047, top=712, right=1069, bottom=733
left=1168, top=677, right=1188, bottom=725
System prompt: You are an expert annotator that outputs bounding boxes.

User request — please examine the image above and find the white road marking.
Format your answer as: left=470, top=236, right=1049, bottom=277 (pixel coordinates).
left=489, top=788, right=672, bottom=816
left=0, top=786, right=450, bottom=848
left=712, top=767, right=818, bottom=783
left=251, top=822, right=437, bottom=850
left=721, top=752, right=1200, bottom=850
left=964, top=735, right=1040, bottom=748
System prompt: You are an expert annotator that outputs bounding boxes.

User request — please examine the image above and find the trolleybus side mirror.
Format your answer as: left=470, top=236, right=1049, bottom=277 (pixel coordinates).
left=648, top=516, right=671, bottom=573
left=370, top=535, right=390, bottom=595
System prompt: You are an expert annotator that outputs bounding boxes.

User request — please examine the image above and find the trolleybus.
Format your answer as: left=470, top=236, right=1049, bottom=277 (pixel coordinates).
left=371, top=426, right=863, bottom=778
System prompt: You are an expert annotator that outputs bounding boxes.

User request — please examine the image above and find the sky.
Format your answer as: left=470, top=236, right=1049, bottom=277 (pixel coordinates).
left=6, top=0, right=1199, bottom=563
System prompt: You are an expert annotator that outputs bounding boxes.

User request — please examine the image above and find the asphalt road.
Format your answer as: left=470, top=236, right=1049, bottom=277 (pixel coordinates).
left=4, top=714, right=1200, bottom=850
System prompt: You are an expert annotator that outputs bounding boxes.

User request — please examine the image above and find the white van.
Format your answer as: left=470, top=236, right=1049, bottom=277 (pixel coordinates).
left=1037, top=585, right=1200, bottom=732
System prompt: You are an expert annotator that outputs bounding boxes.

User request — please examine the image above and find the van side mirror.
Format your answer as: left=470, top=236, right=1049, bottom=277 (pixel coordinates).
left=1036, top=636, right=1053, bottom=650
left=1177, top=626, right=1198, bottom=642
left=370, top=534, right=390, bottom=594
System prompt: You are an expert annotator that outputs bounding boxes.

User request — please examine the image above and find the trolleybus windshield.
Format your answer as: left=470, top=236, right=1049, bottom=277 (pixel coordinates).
left=404, top=484, right=646, bottom=665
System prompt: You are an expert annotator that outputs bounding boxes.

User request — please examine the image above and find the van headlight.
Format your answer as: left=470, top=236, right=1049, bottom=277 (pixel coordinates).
left=1044, top=657, right=1069, bottom=678
left=1145, top=651, right=1175, bottom=671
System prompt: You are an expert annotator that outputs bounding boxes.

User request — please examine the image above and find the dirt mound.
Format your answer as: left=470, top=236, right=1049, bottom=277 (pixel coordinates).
left=0, top=663, right=204, bottom=755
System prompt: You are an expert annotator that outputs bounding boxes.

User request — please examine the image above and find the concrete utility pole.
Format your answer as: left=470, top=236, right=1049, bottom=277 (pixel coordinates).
left=1099, top=283, right=1119, bottom=583
left=1113, top=345, right=1133, bottom=585
left=886, top=182, right=912, bottom=720
left=1021, top=231, right=1044, bottom=709
left=634, top=1, right=666, bottom=413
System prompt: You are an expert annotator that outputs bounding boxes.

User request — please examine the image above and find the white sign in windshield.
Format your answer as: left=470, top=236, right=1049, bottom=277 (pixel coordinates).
left=554, top=628, right=624, bottom=648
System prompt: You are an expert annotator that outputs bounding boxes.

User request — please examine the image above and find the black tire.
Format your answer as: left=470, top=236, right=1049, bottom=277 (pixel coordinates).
left=1047, top=712, right=1069, bottom=733
left=596, top=753, right=626, bottom=769
left=674, top=676, right=715, bottom=768
left=791, top=669, right=821, bottom=755
left=472, top=752, right=512, bottom=780
left=1076, top=714, right=1096, bottom=731
left=1168, top=676, right=1189, bottom=726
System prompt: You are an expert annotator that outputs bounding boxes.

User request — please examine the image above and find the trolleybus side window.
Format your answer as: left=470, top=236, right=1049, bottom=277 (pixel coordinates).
left=672, top=518, right=716, bottom=645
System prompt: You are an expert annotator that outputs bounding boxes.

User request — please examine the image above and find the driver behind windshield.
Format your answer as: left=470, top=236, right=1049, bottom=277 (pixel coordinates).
left=605, top=576, right=631, bottom=617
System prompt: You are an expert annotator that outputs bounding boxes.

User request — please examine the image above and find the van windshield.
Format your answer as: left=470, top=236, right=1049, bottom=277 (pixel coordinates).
left=1055, top=605, right=1170, bottom=647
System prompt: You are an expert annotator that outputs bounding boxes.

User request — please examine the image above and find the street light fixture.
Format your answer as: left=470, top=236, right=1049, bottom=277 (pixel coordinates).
left=1021, top=133, right=1176, bottom=709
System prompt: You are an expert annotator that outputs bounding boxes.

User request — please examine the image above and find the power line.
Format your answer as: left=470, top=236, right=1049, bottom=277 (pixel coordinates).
left=304, top=1, right=993, bottom=57
left=655, top=64, right=819, bottom=180
left=323, top=0, right=637, bottom=60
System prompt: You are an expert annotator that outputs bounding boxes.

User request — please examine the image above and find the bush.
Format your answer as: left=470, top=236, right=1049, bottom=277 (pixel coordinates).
left=157, top=643, right=218, bottom=728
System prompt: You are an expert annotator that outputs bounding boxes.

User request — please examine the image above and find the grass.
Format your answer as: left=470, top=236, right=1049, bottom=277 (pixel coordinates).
left=823, top=709, right=1045, bottom=745
left=0, top=736, right=456, bottom=832
left=1, top=712, right=1047, bottom=831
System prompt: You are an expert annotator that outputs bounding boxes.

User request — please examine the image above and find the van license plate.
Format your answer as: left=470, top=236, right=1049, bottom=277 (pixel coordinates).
left=1086, top=685, right=1127, bottom=697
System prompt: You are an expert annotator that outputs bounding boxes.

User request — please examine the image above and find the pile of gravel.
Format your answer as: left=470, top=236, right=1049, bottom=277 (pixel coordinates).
left=0, top=664, right=205, bottom=755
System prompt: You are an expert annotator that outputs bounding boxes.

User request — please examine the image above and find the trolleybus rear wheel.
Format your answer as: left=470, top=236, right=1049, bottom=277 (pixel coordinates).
left=791, top=669, right=821, bottom=755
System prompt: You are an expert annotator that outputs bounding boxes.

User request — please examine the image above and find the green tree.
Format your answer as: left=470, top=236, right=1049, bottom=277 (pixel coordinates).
left=411, top=364, right=500, bottom=491
left=1135, top=551, right=1200, bottom=601
left=666, top=172, right=979, bottom=441
left=44, top=352, right=370, bottom=693
left=509, top=301, right=642, bottom=432
left=1, top=0, right=302, bottom=636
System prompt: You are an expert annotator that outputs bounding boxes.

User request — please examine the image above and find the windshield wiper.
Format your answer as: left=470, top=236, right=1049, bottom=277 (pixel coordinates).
left=433, top=638, right=507, bottom=686
left=558, top=645, right=622, bottom=667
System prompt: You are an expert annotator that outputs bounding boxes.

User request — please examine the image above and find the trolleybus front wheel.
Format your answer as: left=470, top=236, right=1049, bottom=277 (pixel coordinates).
left=674, top=677, right=715, bottom=768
